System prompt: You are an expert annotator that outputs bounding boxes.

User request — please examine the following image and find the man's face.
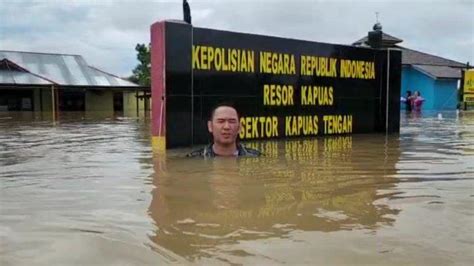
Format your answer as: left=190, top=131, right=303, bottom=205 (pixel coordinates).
left=208, top=106, right=240, bottom=146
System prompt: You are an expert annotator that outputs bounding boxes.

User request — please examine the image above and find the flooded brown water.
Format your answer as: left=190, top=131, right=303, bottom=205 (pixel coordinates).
left=1, top=111, right=473, bottom=265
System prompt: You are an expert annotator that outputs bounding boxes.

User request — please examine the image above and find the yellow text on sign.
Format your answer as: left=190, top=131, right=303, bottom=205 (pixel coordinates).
left=259, top=52, right=296, bottom=75
left=340, top=60, right=375, bottom=79
left=192, top=45, right=255, bottom=73
left=263, top=84, right=294, bottom=106
left=300, top=55, right=338, bottom=77
left=285, top=115, right=319, bottom=136
left=464, top=70, right=474, bottom=94
left=239, top=116, right=279, bottom=139
left=301, top=86, right=333, bottom=106
left=464, top=94, right=474, bottom=103
left=323, top=115, right=353, bottom=134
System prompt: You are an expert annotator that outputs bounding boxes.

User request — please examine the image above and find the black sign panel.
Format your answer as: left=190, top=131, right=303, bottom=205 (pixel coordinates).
left=153, top=21, right=401, bottom=148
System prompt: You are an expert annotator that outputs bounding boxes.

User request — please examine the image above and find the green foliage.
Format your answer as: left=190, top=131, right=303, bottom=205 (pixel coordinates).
left=131, top=43, right=151, bottom=86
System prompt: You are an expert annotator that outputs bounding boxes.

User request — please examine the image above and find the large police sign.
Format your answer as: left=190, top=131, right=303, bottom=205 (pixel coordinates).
left=151, top=21, right=401, bottom=149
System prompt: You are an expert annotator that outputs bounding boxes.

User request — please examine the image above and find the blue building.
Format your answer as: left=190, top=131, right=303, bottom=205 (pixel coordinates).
left=353, top=24, right=466, bottom=110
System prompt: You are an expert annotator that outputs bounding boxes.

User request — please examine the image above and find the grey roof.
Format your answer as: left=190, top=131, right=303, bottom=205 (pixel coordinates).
left=412, top=64, right=462, bottom=79
left=353, top=32, right=403, bottom=46
left=352, top=28, right=467, bottom=81
left=352, top=31, right=466, bottom=69
left=0, top=50, right=139, bottom=87
left=0, top=70, right=52, bottom=85
left=397, top=46, right=466, bottom=68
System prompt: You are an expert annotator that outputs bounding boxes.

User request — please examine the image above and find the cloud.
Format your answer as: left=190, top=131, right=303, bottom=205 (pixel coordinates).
left=0, top=0, right=473, bottom=76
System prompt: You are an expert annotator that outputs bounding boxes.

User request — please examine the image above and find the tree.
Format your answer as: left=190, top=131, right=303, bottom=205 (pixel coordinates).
left=130, top=43, right=151, bottom=86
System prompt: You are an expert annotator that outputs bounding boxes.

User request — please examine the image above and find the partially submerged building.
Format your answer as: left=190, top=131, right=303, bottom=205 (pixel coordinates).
left=353, top=24, right=467, bottom=110
left=0, top=50, right=149, bottom=115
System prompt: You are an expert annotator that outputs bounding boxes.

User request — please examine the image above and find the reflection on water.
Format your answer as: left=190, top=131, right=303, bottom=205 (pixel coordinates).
left=1, top=111, right=474, bottom=265
left=149, top=136, right=401, bottom=262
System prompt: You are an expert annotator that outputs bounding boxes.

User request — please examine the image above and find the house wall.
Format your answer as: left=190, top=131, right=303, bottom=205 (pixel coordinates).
left=401, top=66, right=412, bottom=97
left=401, top=66, right=462, bottom=110
left=34, top=87, right=53, bottom=112
left=85, top=90, right=114, bottom=113
left=0, top=87, right=48, bottom=111
left=401, top=66, right=435, bottom=110
left=2, top=87, right=150, bottom=115
left=433, top=79, right=458, bottom=110
left=123, top=91, right=149, bottom=117
left=33, top=88, right=41, bottom=111
left=401, top=66, right=459, bottom=110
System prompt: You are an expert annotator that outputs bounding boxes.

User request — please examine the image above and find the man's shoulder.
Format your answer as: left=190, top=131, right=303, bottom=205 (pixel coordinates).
left=186, top=145, right=215, bottom=158
left=238, top=144, right=262, bottom=157
left=186, top=148, right=205, bottom=157
left=186, top=144, right=262, bottom=158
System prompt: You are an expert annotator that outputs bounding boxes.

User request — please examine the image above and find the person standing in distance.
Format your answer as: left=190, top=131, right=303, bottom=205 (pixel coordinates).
left=412, top=91, right=425, bottom=111
left=187, top=103, right=261, bottom=157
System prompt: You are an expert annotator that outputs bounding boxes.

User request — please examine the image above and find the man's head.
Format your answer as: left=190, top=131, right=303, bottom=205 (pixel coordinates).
left=208, top=104, right=240, bottom=147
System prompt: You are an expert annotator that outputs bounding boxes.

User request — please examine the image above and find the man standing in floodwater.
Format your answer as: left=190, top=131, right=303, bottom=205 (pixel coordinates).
left=187, top=104, right=261, bottom=157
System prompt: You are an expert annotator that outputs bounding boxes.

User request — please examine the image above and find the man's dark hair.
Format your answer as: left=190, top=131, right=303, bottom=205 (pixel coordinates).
left=208, top=102, right=239, bottom=121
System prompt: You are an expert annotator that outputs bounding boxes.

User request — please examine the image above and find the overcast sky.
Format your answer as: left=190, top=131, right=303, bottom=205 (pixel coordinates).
left=1, top=0, right=473, bottom=77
